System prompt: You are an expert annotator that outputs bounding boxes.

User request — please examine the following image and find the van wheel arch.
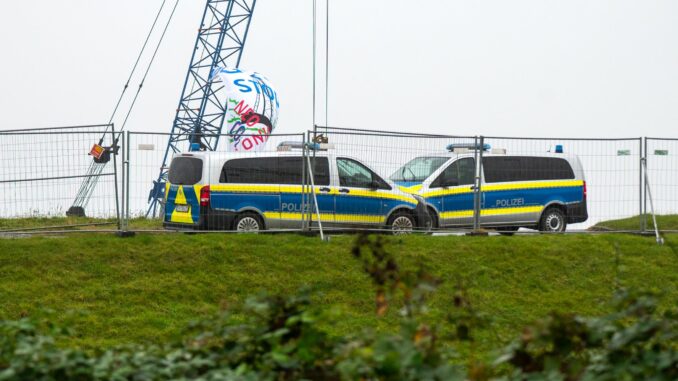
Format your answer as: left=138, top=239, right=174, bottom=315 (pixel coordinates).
left=386, top=209, right=416, bottom=234
left=426, top=206, right=440, bottom=228
left=539, top=204, right=567, bottom=232
left=233, top=211, right=266, bottom=231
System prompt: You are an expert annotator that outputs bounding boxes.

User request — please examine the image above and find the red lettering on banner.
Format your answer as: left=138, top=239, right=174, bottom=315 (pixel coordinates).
left=245, top=114, right=260, bottom=127
left=233, top=100, right=252, bottom=116
left=242, top=138, right=253, bottom=150
left=253, top=134, right=265, bottom=144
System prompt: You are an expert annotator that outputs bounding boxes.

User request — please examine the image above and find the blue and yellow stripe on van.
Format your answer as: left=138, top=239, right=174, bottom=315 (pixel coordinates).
left=209, top=184, right=417, bottom=204
left=412, top=179, right=584, bottom=219
left=208, top=184, right=417, bottom=224
left=165, top=183, right=203, bottom=224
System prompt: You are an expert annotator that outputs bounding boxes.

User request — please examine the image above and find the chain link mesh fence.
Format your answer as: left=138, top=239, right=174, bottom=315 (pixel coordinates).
left=0, top=125, right=675, bottom=235
left=0, top=125, right=120, bottom=233
left=125, top=132, right=306, bottom=231
left=645, top=138, right=678, bottom=231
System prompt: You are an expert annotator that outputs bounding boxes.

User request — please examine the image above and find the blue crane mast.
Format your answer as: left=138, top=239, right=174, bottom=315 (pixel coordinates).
left=148, top=0, right=257, bottom=216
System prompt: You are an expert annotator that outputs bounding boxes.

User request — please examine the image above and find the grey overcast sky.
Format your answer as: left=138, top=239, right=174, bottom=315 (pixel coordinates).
left=0, top=0, right=676, bottom=138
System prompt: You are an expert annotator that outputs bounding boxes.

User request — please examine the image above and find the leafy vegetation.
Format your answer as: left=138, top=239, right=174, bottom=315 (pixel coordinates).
left=0, top=234, right=676, bottom=380
left=1, top=232, right=677, bottom=354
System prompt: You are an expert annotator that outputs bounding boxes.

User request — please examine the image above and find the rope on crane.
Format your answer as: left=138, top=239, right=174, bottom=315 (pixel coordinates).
left=325, top=0, right=329, bottom=132
left=312, top=0, right=317, bottom=135
left=119, top=0, right=180, bottom=133
left=101, top=0, right=170, bottom=143
left=69, top=0, right=179, bottom=213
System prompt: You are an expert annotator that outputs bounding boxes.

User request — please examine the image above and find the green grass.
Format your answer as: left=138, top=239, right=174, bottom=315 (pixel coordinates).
left=0, top=232, right=677, bottom=358
left=592, top=214, right=678, bottom=231
left=0, top=217, right=162, bottom=231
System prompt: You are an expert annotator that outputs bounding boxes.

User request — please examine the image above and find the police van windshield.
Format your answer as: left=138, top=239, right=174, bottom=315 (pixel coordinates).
left=390, top=156, right=449, bottom=182
left=169, top=157, right=203, bottom=185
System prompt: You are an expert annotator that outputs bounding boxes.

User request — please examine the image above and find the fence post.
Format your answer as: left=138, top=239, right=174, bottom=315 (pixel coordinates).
left=125, top=131, right=131, bottom=231
left=121, top=131, right=126, bottom=230
left=641, top=137, right=647, bottom=232
left=111, top=123, right=122, bottom=231
left=301, top=133, right=308, bottom=231
left=472, top=136, right=484, bottom=232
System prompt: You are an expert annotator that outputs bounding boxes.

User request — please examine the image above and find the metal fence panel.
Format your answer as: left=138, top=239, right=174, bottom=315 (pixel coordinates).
left=646, top=138, right=678, bottom=223
left=1, top=124, right=673, bottom=235
left=125, top=132, right=306, bottom=231
left=483, top=137, right=642, bottom=230
left=0, top=125, right=120, bottom=232
left=316, top=129, right=644, bottom=231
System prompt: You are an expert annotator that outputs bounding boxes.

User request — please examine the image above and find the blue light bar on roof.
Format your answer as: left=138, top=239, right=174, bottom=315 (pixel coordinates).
left=446, top=143, right=491, bottom=152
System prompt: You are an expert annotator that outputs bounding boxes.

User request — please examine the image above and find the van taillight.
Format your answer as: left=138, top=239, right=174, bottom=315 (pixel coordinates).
left=200, top=185, right=210, bottom=206
left=583, top=181, right=587, bottom=199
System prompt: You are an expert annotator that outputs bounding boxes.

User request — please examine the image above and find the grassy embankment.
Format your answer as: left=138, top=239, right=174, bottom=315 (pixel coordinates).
left=592, top=214, right=678, bottom=231
left=0, top=217, right=161, bottom=231
left=4, top=214, right=677, bottom=232
left=0, top=231, right=676, bottom=359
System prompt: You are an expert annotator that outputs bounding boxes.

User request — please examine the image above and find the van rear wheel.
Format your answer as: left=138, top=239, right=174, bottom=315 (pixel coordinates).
left=387, top=211, right=415, bottom=235
left=539, top=207, right=566, bottom=233
left=234, top=212, right=263, bottom=233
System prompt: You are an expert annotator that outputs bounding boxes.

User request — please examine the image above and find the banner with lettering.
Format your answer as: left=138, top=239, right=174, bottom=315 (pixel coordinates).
left=211, top=66, right=280, bottom=152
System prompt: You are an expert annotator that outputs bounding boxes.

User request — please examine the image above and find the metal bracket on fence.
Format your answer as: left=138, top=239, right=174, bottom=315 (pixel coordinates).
left=641, top=158, right=664, bottom=245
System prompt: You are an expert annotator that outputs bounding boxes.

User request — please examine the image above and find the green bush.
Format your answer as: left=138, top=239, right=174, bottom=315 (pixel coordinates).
left=0, top=235, right=676, bottom=380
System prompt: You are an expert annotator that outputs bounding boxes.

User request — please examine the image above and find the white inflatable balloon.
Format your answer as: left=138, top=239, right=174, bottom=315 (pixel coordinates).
left=211, top=66, right=280, bottom=152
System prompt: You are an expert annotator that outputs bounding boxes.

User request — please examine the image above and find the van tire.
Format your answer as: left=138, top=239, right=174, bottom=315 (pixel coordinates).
left=234, top=212, right=264, bottom=233
left=539, top=207, right=567, bottom=233
left=387, top=211, right=415, bottom=235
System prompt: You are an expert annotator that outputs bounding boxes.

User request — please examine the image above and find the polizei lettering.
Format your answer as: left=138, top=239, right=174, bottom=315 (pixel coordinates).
left=495, top=198, right=525, bottom=208
left=281, top=203, right=310, bottom=213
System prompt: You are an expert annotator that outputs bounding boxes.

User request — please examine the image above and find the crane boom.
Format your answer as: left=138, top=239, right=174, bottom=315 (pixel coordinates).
left=148, top=0, right=257, bottom=215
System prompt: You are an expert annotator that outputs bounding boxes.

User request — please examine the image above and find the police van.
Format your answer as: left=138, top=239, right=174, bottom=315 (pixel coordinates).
left=163, top=143, right=431, bottom=233
left=390, top=145, right=588, bottom=232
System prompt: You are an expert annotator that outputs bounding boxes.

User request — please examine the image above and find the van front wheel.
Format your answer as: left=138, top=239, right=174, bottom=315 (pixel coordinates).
left=387, top=211, right=415, bottom=235
left=234, top=212, right=264, bottom=233
left=539, top=207, right=566, bottom=232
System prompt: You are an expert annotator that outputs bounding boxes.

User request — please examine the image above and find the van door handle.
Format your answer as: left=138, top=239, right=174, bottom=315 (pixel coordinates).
left=319, top=187, right=331, bottom=192
left=339, top=188, right=350, bottom=194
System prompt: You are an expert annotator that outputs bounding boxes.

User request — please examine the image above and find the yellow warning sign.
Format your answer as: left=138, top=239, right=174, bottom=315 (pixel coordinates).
left=90, top=144, right=105, bottom=159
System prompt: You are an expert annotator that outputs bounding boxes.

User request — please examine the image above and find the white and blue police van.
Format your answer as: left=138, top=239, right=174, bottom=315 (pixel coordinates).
left=390, top=144, right=588, bottom=232
left=163, top=143, right=431, bottom=233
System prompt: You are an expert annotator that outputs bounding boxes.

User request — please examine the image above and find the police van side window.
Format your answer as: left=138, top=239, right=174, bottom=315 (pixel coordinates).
left=310, top=157, right=330, bottom=186
left=430, top=158, right=475, bottom=188
left=337, top=158, right=390, bottom=189
left=220, top=157, right=278, bottom=184
left=483, top=157, right=575, bottom=183
left=219, top=157, right=331, bottom=186
left=277, top=157, right=303, bottom=184
left=169, top=157, right=203, bottom=185
left=277, top=157, right=330, bottom=186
